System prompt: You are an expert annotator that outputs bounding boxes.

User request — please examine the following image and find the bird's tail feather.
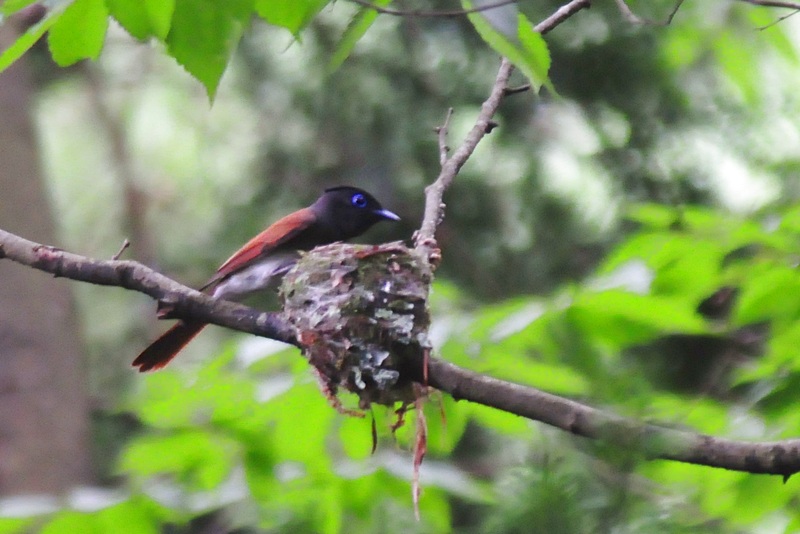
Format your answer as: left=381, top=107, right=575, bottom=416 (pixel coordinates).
left=132, top=321, right=206, bottom=372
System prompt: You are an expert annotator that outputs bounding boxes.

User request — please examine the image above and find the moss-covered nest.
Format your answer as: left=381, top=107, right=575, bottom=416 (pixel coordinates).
left=280, top=241, right=432, bottom=410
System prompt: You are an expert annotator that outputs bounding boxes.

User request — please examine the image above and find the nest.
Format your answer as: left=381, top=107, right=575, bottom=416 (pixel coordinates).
left=280, top=241, right=432, bottom=411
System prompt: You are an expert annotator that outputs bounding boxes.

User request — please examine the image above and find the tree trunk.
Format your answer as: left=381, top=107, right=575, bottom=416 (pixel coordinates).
left=0, top=18, right=91, bottom=494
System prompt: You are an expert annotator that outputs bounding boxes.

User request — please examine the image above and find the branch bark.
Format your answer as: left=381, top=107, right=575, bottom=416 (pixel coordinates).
left=2, top=227, right=800, bottom=478
left=414, top=0, right=592, bottom=255
left=0, top=229, right=298, bottom=348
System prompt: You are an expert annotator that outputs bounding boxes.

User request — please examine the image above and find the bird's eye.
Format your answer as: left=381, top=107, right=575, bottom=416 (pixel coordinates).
left=351, top=193, right=367, bottom=208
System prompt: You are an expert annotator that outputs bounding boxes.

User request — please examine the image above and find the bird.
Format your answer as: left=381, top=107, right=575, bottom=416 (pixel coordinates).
left=132, top=186, right=400, bottom=372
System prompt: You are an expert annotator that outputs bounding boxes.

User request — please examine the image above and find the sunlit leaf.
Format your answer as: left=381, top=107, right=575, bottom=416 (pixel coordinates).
left=120, top=430, right=236, bottom=490
left=734, top=265, right=800, bottom=326
left=166, top=0, right=252, bottom=99
left=107, top=0, right=174, bottom=40
left=463, top=1, right=552, bottom=92
left=145, top=0, right=175, bottom=39
left=329, top=0, right=391, bottom=72
left=0, top=0, right=38, bottom=17
left=94, top=499, right=162, bottom=534
left=255, top=0, right=326, bottom=35
left=468, top=403, right=530, bottom=436
left=0, top=2, right=67, bottom=73
left=570, top=290, right=707, bottom=348
left=40, top=511, right=93, bottom=534
left=47, top=0, right=108, bottom=66
left=714, top=30, right=757, bottom=105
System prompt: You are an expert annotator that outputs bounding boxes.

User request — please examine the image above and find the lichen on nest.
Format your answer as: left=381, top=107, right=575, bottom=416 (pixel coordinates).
left=280, top=241, right=432, bottom=410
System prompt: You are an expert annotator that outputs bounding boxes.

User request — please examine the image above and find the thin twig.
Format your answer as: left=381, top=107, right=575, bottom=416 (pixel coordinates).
left=614, top=0, right=685, bottom=25
left=111, top=238, right=130, bottom=260
left=435, top=108, right=453, bottom=167
left=757, top=8, right=800, bottom=28
left=739, top=0, right=800, bottom=8
left=414, top=0, right=592, bottom=252
left=503, top=84, right=531, bottom=95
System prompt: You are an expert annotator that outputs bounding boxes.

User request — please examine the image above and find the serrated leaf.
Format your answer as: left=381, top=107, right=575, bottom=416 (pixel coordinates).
left=515, top=15, right=553, bottom=92
left=328, top=0, right=391, bottom=72
left=146, top=0, right=175, bottom=39
left=0, top=3, right=66, bottom=73
left=47, top=0, right=108, bottom=66
left=107, top=0, right=152, bottom=40
left=107, top=0, right=174, bottom=41
left=464, top=1, right=552, bottom=91
left=255, top=0, right=326, bottom=35
left=166, top=0, right=252, bottom=100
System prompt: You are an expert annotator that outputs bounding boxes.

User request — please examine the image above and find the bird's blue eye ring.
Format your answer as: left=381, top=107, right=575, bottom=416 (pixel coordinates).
left=351, top=193, right=367, bottom=208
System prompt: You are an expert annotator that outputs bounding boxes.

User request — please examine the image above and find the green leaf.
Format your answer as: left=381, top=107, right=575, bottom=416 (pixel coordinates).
left=255, top=0, right=326, bottom=35
left=569, top=290, right=707, bottom=349
left=0, top=518, right=34, bottom=534
left=145, top=0, right=175, bottom=39
left=734, top=265, right=800, bottom=326
left=601, top=233, right=724, bottom=301
left=0, top=3, right=66, bottom=73
left=328, top=1, right=388, bottom=72
left=0, top=0, right=39, bottom=17
left=626, top=203, right=678, bottom=229
left=40, top=511, right=94, bottom=534
left=107, top=0, right=151, bottom=40
left=515, top=14, right=553, bottom=92
left=469, top=403, right=530, bottom=435
left=464, top=2, right=552, bottom=92
left=47, top=0, right=108, bottom=66
left=714, top=30, right=757, bottom=105
left=94, top=500, right=162, bottom=534
left=166, top=0, right=252, bottom=100
left=120, top=430, right=235, bottom=490
left=260, top=381, right=335, bottom=467
left=107, top=0, right=174, bottom=41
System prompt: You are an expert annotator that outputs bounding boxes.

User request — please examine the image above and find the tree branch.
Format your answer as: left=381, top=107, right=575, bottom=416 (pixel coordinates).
left=413, top=0, right=592, bottom=254
left=738, top=0, right=800, bottom=9
left=421, top=357, right=800, bottom=478
left=5, top=227, right=800, bottom=478
left=0, top=228, right=299, bottom=347
left=6, top=0, right=798, bottom=484
left=403, top=0, right=800, bottom=479
left=614, top=0, right=685, bottom=25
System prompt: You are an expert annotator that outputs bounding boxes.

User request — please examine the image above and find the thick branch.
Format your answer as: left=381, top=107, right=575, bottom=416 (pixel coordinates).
left=414, top=0, right=592, bottom=253
left=0, top=228, right=298, bottom=346
left=418, top=358, right=800, bottom=478
left=3, top=227, right=800, bottom=477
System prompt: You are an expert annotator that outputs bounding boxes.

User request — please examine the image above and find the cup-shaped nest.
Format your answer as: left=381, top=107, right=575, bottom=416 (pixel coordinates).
left=280, top=241, right=432, bottom=410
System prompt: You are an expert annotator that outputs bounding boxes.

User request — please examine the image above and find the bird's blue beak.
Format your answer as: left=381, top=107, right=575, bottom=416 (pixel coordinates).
left=375, top=208, right=400, bottom=221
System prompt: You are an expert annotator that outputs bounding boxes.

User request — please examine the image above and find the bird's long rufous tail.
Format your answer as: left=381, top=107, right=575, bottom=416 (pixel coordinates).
left=132, top=321, right=206, bottom=372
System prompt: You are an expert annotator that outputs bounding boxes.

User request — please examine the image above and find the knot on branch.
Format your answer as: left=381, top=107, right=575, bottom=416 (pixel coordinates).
left=280, top=242, right=432, bottom=410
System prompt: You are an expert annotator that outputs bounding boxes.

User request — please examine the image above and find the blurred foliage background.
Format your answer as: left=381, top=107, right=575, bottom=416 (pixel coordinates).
left=3, top=0, right=800, bottom=532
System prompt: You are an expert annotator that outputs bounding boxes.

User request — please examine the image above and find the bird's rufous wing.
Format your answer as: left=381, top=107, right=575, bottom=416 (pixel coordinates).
left=200, top=207, right=317, bottom=291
